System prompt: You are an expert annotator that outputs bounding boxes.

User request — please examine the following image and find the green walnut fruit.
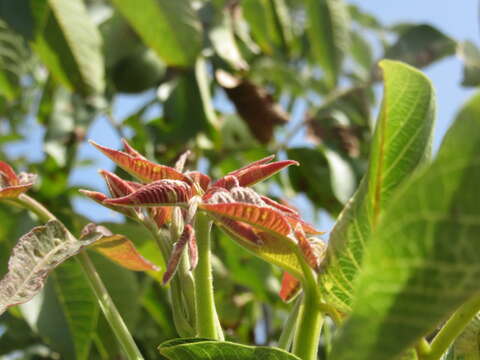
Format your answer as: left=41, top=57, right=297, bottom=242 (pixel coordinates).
left=112, top=48, right=166, bottom=94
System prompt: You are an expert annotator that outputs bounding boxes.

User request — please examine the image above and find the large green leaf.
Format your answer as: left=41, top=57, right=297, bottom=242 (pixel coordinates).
left=20, top=259, right=98, bottom=360
left=319, top=60, right=435, bottom=313
left=33, top=0, right=105, bottom=95
left=330, top=92, right=480, bottom=359
left=111, top=0, right=202, bottom=67
left=304, top=0, right=350, bottom=88
left=384, top=24, right=456, bottom=69
left=158, top=338, right=301, bottom=359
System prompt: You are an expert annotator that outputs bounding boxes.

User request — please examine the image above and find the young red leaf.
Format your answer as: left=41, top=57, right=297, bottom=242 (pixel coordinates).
left=0, top=162, right=18, bottom=185
left=285, top=215, right=324, bottom=236
left=0, top=162, right=36, bottom=199
left=104, top=180, right=192, bottom=207
left=215, top=216, right=263, bottom=245
left=89, top=141, right=189, bottom=183
left=163, top=224, right=194, bottom=284
left=187, top=228, right=198, bottom=270
left=121, top=138, right=146, bottom=159
left=175, top=150, right=191, bottom=172
left=81, top=224, right=159, bottom=272
left=79, top=189, right=138, bottom=218
left=279, top=272, right=301, bottom=302
left=200, top=202, right=291, bottom=236
left=260, top=195, right=299, bottom=216
left=214, top=157, right=298, bottom=188
left=294, top=225, right=320, bottom=270
left=99, top=170, right=136, bottom=198
left=151, top=207, right=173, bottom=228
left=185, top=171, right=211, bottom=193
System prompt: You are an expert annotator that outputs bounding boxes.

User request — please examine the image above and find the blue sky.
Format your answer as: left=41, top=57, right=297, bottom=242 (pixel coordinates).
left=5, top=1, right=479, bottom=227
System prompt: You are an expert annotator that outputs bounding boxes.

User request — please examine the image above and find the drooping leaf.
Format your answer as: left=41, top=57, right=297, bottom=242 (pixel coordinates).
left=80, top=223, right=159, bottom=272
left=304, top=0, right=350, bottom=88
left=33, top=0, right=105, bottom=95
left=110, top=0, right=202, bottom=67
left=0, top=220, right=97, bottom=315
left=319, top=60, right=436, bottom=313
left=383, top=24, right=456, bottom=70
left=458, top=41, right=480, bottom=87
left=330, top=91, right=480, bottom=360
left=158, top=338, right=302, bottom=359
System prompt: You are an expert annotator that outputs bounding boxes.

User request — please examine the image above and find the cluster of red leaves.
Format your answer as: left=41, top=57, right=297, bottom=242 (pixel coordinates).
left=0, top=162, right=36, bottom=199
left=82, top=140, right=326, bottom=300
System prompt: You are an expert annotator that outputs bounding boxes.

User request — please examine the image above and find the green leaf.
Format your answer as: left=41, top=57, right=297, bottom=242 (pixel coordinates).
left=20, top=258, right=98, bottom=360
left=458, top=41, right=480, bottom=87
left=287, top=147, right=347, bottom=215
left=304, top=0, right=350, bottom=88
left=319, top=60, right=436, bottom=313
left=447, top=313, right=480, bottom=360
left=110, top=0, right=202, bottom=67
left=242, top=0, right=289, bottom=55
left=33, top=0, right=105, bottom=95
left=330, top=91, right=480, bottom=360
left=158, top=338, right=302, bottom=359
left=384, top=24, right=456, bottom=69
left=349, top=30, right=374, bottom=79
left=153, top=68, right=210, bottom=144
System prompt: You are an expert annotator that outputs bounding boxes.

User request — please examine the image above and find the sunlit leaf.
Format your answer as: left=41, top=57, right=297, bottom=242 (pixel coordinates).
left=330, top=92, right=480, bottom=360
left=319, top=60, right=436, bottom=313
left=458, top=41, right=480, bottom=87
left=200, top=203, right=291, bottom=236
left=158, top=338, right=302, bottom=359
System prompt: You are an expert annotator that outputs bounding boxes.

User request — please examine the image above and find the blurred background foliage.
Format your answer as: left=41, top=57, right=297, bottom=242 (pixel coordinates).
left=0, top=0, right=475, bottom=358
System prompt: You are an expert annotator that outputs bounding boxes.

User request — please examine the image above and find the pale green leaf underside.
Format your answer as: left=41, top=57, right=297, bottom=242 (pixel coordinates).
left=159, top=338, right=301, bottom=359
left=320, top=60, right=436, bottom=313
left=330, top=92, right=480, bottom=360
left=111, top=0, right=202, bottom=67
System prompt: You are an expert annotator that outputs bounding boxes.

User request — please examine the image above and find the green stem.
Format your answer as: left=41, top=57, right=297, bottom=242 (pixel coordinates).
left=292, top=250, right=324, bottom=360
left=13, top=194, right=143, bottom=360
left=194, top=213, right=223, bottom=339
left=143, top=218, right=195, bottom=336
left=278, top=296, right=302, bottom=351
left=292, top=289, right=324, bottom=360
left=422, top=293, right=480, bottom=360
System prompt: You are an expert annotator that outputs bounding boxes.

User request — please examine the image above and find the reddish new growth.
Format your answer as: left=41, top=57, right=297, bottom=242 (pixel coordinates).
left=0, top=162, right=36, bottom=199
left=81, top=140, right=326, bottom=300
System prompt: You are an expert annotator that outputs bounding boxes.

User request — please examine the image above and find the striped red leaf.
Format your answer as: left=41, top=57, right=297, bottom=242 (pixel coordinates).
left=200, top=202, right=291, bottom=236
left=214, top=156, right=298, bottom=188
left=104, top=180, right=192, bottom=207
left=90, top=141, right=189, bottom=183
left=163, top=224, right=194, bottom=284
left=0, top=162, right=36, bottom=199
